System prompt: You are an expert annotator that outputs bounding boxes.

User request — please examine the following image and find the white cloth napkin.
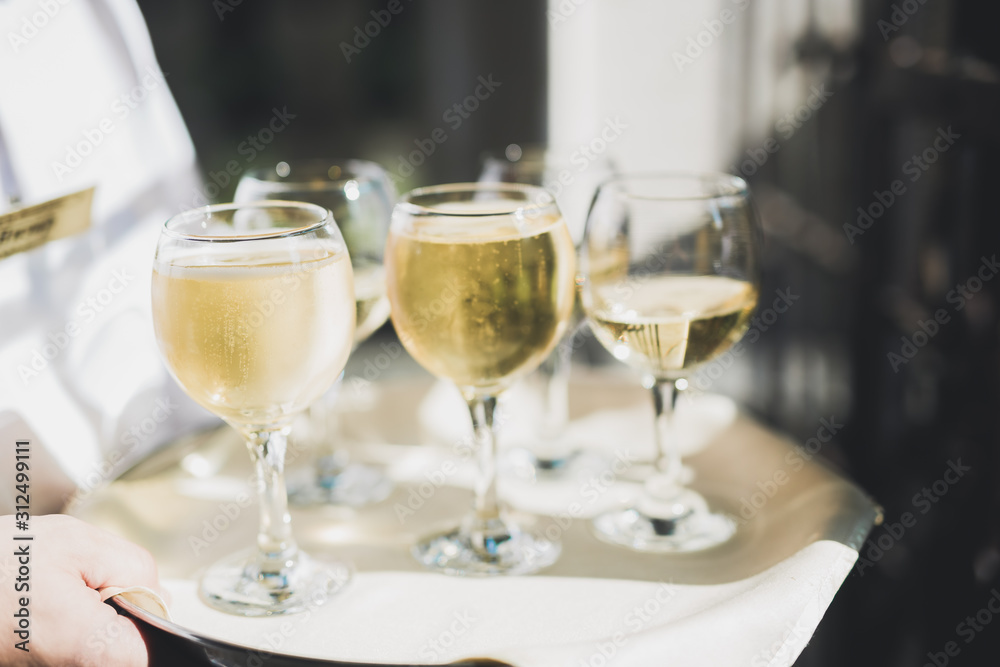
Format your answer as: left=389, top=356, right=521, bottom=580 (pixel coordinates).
left=101, top=586, right=172, bottom=622
left=161, top=540, right=856, bottom=666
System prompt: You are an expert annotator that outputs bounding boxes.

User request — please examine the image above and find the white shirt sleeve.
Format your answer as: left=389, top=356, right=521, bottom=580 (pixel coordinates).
left=0, top=0, right=216, bottom=508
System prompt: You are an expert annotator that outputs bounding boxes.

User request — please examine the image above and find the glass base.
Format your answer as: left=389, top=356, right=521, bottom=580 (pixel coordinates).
left=506, top=446, right=583, bottom=481
left=288, top=459, right=393, bottom=507
left=412, top=518, right=561, bottom=576
left=199, top=548, right=351, bottom=616
left=592, top=488, right=737, bottom=553
left=532, top=449, right=580, bottom=473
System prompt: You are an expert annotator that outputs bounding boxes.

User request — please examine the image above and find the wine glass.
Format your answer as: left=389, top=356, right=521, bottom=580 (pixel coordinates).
left=152, top=202, right=355, bottom=614
left=385, top=183, right=577, bottom=575
left=235, top=159, right=395, bottom=506
left=580, top=173, right=761, bottom=552
left=479, top=145, right=613, bottom=475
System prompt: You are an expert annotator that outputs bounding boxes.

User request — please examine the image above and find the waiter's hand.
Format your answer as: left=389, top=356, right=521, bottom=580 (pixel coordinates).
left=1, top=514, right=160, bottom=666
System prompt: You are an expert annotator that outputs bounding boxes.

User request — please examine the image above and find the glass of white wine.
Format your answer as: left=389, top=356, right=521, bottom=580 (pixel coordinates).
left=580, top=173, right=762, bottom=553
left=152, top=202, right=355, bottom=615
left=235, top=159, right=396, bottom=507
left=386, top=183, right=577, bottom=575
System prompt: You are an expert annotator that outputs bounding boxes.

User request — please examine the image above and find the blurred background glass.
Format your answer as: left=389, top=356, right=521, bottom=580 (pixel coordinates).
left=478, top=145, right=613, bottom=479
left=134, top=0, right=1000, bottom=663
left=234, top=159, right=396, bottom=507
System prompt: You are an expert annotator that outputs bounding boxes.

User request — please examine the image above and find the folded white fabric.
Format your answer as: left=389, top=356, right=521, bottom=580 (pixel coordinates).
left=161, top=540, right=855, bottom=666
left=100, top=586, right=172, bottom=622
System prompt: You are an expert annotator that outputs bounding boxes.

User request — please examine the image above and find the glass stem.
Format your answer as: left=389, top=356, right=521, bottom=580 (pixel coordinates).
left=314, top=406, right=346, bottom=484
left=467, top=395, right=501, bottom=523
left=649, top=377, right=683, bottom=489
left=311, top=372, right=347, bottom=482
left=245, top=427, right=299, bottom=578
left=540, top=338, right=573, bottom=441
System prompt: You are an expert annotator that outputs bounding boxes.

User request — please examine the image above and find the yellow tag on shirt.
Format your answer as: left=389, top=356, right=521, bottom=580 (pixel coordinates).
left=0, top=187, right=94, bottom=261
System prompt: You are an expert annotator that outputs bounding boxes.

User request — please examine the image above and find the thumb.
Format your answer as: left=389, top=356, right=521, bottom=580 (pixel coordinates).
left=52, top=516, right=161, bottom=594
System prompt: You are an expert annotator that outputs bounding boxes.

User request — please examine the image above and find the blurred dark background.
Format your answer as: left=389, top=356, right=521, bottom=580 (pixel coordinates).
left=771, top=0, right=1000, bottom=665
left=136, top=0, right=1000, bottom=664
left=136, top=1, right=545, bottom=196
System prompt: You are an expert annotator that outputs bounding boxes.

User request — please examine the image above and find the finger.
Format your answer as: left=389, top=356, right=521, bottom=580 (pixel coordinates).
left=53, top=516, right=160, bottom=592
left=78, top=603, right=150, bottom=667
left=102, top=616, right=150, bottom=667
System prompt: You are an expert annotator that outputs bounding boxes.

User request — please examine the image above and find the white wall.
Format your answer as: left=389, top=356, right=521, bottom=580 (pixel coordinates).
left=547, top=0, right=861, bottom=174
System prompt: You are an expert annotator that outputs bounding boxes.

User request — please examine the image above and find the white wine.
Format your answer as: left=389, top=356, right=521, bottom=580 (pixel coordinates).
left=588, top=275, right=757, bottom=379
left=152, top=248, right=354, bottom=427
left=387, top=212, right=575, bottom=392
left=352, top=260, right=390, bottom=344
